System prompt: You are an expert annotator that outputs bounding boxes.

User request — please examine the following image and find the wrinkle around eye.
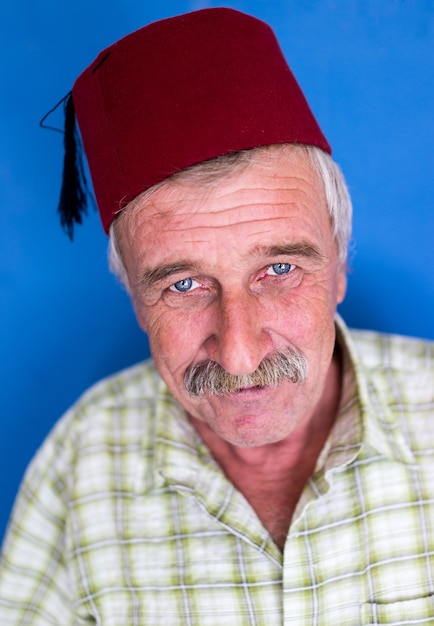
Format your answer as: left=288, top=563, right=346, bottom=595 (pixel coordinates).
left=162, top=283, right=215, bottom=310
left=253, top=264, right=304, bottom=296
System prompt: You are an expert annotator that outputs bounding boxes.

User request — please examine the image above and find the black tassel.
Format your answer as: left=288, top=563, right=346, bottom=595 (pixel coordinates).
left=57, top=94, right=91, bottom=240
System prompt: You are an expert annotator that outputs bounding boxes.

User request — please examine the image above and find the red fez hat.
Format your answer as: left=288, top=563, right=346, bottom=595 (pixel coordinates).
left=66, top=7, right=330, bottom=234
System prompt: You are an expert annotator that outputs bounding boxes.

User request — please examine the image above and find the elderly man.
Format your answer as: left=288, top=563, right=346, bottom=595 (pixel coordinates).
left=1, top=8, right=433, bottom=625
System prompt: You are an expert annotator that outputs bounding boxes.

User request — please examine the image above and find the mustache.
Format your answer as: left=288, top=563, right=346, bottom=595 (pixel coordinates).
left=184, top=346, right=308, bottom=397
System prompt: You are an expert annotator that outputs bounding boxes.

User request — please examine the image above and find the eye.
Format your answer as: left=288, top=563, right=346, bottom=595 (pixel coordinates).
left=267, top=262, right=295, bottom=276
left=169, top=277, right=199, bottom=293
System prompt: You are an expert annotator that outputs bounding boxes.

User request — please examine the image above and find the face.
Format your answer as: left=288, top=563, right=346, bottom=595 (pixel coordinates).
left=118, top=147, right=347, bottom=448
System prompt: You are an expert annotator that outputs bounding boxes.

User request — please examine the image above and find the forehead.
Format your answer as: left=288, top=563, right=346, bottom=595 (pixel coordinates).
left=121, top=146, right=327, bottom=235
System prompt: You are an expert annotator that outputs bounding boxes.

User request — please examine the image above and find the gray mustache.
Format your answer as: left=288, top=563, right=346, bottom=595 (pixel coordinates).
left=184, top=347, right=308, bottom=397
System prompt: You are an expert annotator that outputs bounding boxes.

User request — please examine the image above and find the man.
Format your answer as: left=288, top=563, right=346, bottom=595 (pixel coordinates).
left=1, top=8, right=433, bottom=624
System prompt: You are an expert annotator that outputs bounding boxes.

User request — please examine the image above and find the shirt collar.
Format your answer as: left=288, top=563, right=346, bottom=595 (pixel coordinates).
left=333, top=314, right=415, bottom=466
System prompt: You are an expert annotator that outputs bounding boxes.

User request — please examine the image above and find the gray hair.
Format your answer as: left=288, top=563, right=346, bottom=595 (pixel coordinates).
left=108, top=144, right=352, bottom=291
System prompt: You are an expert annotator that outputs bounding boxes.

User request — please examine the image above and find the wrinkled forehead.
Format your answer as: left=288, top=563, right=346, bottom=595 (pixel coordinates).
left=122, top=144, right=323, bottom=212
left=114, top=144, right=328, bottom=250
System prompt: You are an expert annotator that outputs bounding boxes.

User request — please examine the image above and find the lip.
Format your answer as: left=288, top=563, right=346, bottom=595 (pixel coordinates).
left=232, top=384, right=267, bottom=394
left=213, top=384, right=275, bottom=402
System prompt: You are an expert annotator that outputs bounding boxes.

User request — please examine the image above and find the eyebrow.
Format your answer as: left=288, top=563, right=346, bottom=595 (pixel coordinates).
left=251, top=242, right=325, bottom=261
left=138, top=241, right=325, bottom=291
left=138, top=262, right=197, bottom=290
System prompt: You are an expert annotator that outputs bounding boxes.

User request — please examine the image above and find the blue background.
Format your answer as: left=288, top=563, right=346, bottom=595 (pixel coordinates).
left=1, top=0, right=433, bottom=541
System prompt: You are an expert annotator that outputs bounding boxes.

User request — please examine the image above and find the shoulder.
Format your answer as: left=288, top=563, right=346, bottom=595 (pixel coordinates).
left=74, top=358, right=168, bottom=410
left=23, top=360, right=175, bottom=485
left=4, top=360, right=180, bottom=539
left=343, top=325, right=434, bottom=448
left=338, top=315, right=434, bottom=416
left=42, top=359, right=169, bottom=438
left=348, top=327, right=434, bottom=374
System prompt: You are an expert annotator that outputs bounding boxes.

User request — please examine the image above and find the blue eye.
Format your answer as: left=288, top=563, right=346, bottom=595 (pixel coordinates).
left=171, top=278, right=194, bottom=292
left=270, top=263, right=293, bottom=276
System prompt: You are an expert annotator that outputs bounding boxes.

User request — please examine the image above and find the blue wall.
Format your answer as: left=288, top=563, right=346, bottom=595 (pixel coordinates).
left=1, top=0, right=433, bottom=540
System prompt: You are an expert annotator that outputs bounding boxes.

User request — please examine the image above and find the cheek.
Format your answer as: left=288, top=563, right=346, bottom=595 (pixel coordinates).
left=273, top=282, right=338, bottom=349
left=298, top=270, right=344, bottom=315
left=144, top=307, right=206, bottom=370
left=134, top=301, right=149, bottom=333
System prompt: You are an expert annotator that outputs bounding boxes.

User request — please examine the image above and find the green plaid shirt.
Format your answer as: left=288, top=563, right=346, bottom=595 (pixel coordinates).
left=1, top=316, right=434, bottom=625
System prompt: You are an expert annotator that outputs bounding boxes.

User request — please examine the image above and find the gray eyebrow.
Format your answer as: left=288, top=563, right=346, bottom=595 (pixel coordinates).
left=251, top=242, right=325, bottom=260
left=138, top=262, right=197, bottom=290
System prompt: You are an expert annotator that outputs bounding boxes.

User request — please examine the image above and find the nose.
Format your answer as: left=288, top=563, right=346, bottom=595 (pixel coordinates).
left=205, top=288, right=273, bottom=375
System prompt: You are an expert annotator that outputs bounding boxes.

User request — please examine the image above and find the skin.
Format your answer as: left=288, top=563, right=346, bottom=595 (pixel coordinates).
left=120, top=149, right=345, bottom=447
left=116, top=147, right=347, bottom=542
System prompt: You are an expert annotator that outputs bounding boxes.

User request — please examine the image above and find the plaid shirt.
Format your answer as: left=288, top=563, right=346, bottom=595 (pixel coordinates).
left=1, top=316, right=434, bottom=625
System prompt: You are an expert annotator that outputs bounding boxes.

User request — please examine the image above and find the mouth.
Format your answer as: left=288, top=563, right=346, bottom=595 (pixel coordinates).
left=222, top=383, right=273, bottom=399
left=234, top=384, right=265, bottom=393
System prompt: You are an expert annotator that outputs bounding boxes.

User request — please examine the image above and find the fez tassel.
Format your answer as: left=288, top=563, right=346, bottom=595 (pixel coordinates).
left=57, top=94, right=90, bottom=240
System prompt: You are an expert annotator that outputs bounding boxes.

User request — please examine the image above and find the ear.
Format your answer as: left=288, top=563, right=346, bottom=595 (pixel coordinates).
left=337, top=261, right=347, bottom=304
